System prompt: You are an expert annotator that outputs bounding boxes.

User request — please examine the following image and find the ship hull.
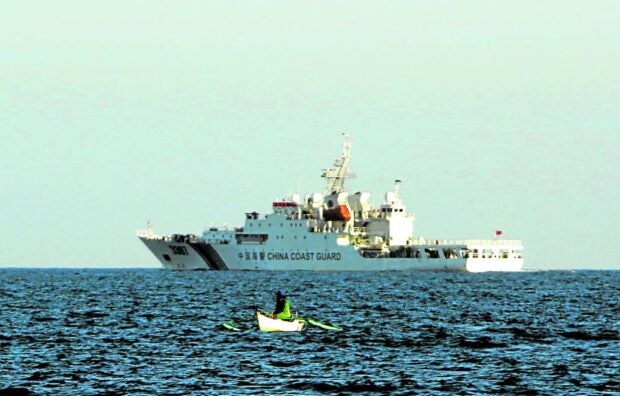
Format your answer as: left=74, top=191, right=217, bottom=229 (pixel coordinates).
left=466, top=259, right=523, bottom=272
left=139, top=237, right=211, bottom=270
left=139, top=236, right=522, bottom=272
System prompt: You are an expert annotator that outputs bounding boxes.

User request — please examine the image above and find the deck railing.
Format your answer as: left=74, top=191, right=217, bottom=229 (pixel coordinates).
left=413, top=238, right=522, bottom=246
left=136, top=228, right=154, bottom=238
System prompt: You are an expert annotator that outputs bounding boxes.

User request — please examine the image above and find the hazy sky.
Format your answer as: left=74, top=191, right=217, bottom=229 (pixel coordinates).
left=1, top=1, right=619, bottom=269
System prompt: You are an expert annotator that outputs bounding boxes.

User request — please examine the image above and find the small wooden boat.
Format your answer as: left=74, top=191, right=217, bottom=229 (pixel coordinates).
left=256, top=311, right=306, bottom=332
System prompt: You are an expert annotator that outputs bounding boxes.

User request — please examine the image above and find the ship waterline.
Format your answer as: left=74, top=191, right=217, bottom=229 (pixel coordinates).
left=137, top=134, right=523, bottom=272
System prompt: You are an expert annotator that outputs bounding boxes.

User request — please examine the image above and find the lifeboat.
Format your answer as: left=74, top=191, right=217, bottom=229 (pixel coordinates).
left=323, top=204, right=351, bottom=221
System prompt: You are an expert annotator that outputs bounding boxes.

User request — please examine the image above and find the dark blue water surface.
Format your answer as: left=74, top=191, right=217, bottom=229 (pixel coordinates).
left=1, top=269, right=618, bottom=395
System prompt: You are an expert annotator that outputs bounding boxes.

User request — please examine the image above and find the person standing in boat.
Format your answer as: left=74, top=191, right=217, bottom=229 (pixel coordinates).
left=271, top=290, right=292, bottom=319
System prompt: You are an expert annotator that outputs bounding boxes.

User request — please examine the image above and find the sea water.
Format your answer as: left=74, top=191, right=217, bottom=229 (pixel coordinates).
left=0, top=269, right=618, bottom=395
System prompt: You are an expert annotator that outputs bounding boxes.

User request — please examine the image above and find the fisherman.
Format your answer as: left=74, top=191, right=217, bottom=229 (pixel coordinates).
left=271, top=290, right=292, bottom=319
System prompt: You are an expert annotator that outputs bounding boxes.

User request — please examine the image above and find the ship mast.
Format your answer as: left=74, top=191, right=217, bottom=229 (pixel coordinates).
left=321, top=133, right=352, bottom=193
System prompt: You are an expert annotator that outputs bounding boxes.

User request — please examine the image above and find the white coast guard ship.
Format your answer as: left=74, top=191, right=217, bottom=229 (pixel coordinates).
left=137, top=134, right=523, bottom=272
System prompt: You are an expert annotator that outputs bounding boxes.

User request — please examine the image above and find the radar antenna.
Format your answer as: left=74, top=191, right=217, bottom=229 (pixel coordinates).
left=321, top=133, right=353, bottom=193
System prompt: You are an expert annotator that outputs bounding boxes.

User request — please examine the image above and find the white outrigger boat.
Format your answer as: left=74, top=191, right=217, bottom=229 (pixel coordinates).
left=256, top=311, right=306, bottom=332
left=223, top=310, right=341, bottom=332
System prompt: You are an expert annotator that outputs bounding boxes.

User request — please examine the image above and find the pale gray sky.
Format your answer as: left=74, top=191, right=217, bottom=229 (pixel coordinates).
left=1, top=1, right=619, bottom=269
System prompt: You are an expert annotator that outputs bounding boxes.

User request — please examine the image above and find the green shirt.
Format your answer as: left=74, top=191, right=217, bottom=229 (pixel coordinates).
left=276, top=299, right=291, bottom=319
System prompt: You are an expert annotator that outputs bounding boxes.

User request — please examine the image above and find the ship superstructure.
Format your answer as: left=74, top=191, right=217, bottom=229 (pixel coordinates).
left=137, top=134, right=523, bottom=271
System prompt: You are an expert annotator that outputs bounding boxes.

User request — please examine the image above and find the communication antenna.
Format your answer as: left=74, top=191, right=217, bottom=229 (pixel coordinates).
left=321, top=133, right=354, bottom=193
